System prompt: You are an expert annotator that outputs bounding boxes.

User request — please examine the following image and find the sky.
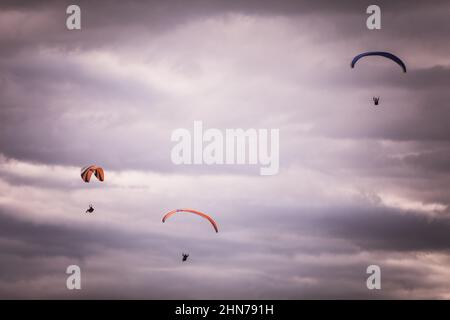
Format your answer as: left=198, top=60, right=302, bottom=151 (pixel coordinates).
left=0, top=0, right=450, bottom=299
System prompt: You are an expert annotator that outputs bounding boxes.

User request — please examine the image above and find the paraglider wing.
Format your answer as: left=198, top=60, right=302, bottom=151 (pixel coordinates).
left=162, top=209, right=219, bottom=233
left=81, top=165, right=94, bottom=182
left=351, top=51, right=406, bottom=73
left=81, top=165, right=105, bottom=182
left=94, top=167, right=105, bottom=181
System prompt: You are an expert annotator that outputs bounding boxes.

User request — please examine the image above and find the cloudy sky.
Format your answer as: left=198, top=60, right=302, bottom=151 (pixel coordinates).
left=1, top=0, right=450, bottom=299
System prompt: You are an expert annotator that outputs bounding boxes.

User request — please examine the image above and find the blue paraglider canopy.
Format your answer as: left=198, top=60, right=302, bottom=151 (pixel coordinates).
left=351, top=51, right=406, bottom=73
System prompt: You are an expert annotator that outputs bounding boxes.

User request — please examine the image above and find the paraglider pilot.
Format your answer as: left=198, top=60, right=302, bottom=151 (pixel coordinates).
left=86, top=204, right=94, bottom=213
left=182, top=253, right=189, bottom=262
left=373, top=97, right=380, bottom=106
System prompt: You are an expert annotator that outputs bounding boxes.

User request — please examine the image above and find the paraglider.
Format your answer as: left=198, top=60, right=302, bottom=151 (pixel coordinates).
left=162, top=209, right=219, bottom=233
left=85, top=204, right=94, bottom=214
left=351, top=51, right=406, bottom=73
left=80, top=165, right=104, bottom=216
left=373, top=97, right=380, bottom=106
left=81, top=165, right=104, bottom=183
left=163, top=209, right=218, bottom=263
left=351, top=51, right=406, bottom=106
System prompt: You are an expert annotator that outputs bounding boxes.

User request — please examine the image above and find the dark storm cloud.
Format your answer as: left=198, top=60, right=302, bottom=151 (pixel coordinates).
left=2, top=200, right=449, bottom=299
left=316, top=100, right=450, bottom=142
left=0, top=206, right=225, bottom=287
left=318, top=207, right=450, bottom=252
left=0, top=0, right=449, bottom=168
left=314, top=68, right=450, bottom=142
left=0, top=208, right=155, bottom=262
left=395, top=66, right=450, bottom=90
left=403, top=148, right=450, bottom=174
left=0, top=52, right=172, bottom=170
left=1, top=0, right=444, bottom=15
left=340, top=65, right=450, bottom=90
left=1, top=0, right=448, bottom=54
left=232, top=204, right=450, bottom=253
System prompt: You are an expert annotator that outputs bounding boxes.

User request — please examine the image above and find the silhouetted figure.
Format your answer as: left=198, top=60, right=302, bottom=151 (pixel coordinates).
left=182, top=253, right=189, bottom=262
left=373, top=96, right=380, bottom=106
left=86, top=204, right=94, bottom=213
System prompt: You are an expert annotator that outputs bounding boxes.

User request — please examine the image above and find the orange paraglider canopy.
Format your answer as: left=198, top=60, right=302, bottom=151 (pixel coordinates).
left=162, top=209, right=219, bottom=233
left=81, top=165, right=105, bottom=183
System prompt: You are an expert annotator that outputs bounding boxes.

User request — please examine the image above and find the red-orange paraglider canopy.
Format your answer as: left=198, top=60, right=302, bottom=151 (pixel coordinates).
left=162, top=209, right=219, bottom=233
left=81, top=165, right=105, bottom=183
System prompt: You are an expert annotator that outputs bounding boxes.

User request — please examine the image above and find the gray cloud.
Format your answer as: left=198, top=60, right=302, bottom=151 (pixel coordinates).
left=1, top=0, right=450, bottom=299
left=2, top=199, right=450, bottom=299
